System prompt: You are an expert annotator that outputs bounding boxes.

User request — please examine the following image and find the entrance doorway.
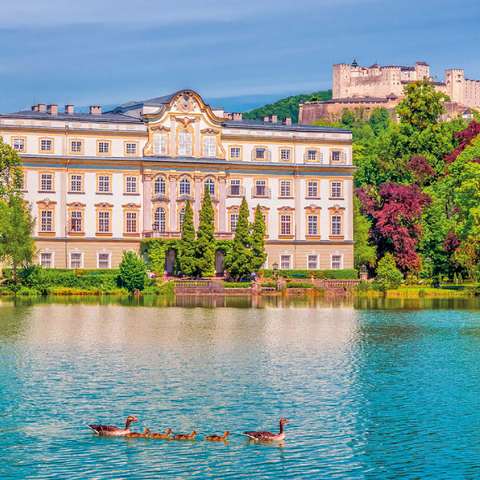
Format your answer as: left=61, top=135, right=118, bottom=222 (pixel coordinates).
left=215, top=250, right=225, bottom=277
left=165, top=249, right=176, bottom=276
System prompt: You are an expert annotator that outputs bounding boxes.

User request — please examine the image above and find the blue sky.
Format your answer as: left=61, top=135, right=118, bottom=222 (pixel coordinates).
left=1, top=0, right=479, bottom=114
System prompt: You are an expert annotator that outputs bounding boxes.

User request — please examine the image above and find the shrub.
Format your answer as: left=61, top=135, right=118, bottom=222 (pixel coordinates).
left=287, top=282, right=313, bottom=288
left=376, top=253, right=402, bottom=290
left=356, top=281, right=372, bottom=293
left=223, top=282, right=252, bottom=289
left=261, top=281, right=276, bottom=287
left=119, top=251, right=147, bottom=293
left=261, top=269, right=358, bottom=279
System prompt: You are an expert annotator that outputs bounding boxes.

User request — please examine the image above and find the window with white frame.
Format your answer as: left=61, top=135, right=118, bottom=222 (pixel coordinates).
left=280, top=254, right=291, bottom=269
left=179, top=208, right=185, bottom=228
left=331, top=150, right=342, bottom=162
left=40, top=252, right=53, bottom=268
left=70, top=174, right=83, bottom=192
left=70, top=252, right=82, bottom=269
left=98, top=252, right=110, bottom=269
left=98, top=175, right=110, bottom=192
left=98, top=141, right=110, bottom=154
left=280, top=180, right=291, bottom=197
left=13, top=138, right=25, bottom=152
left=230, top=179, right=240, bottom=196
left=40, top=173, right=53, bottom=191
left=331, top=215, right=342, bottom=235
left=98, top=211, right=110, bottom=232
left=203, top=136, right=216, bottom=157
left=40, top=139, right=53, bottom=152
left=280, top=215, right=291, bottom=235
left=41, top=210, right=53, bottom=232
left=179, top=178, right=191, bottom=196
left=154, top=207, right=166, bottom=232
left=230, top=147, right=241, bottom=159
left=154, top=176, right=166, bottom=195
left=307, top=181, right=318, bottom=198
left=154, top=133, right=168, bottom=155
left=178, top=130, right=192, bottom=156
left=280, top=148, right=291, bottom=161
left=204, top=178, right=215, bottom=195
left=255, top=148, right=266, bottom=160
left=307, top=149, right=318, bottom=161
left=308, top=254, right=318, bottom=270
left=125, top=142, right=137, bottom=155
left=255, top=180, right=266, bottom=197
left=230, top=214, right=239, bottom=232
left=126, top=211, right=137, bottom=233
left=70, top=140, right=82, bottom=153
left=70, top=211, right=82, bottom=232
left=331, top=254, right=342, bottom=269
left=125, top=176, right=137, bottom=193
left=331, top=182, right=342, bottom=198
left=307, top=215, right=318, bottom=235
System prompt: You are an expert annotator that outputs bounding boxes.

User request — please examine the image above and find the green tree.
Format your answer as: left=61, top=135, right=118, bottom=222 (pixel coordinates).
left=376, top=253, right=403, bottom=290
left=223, top=197, right=252, bottom=280
left=119, top=250, right=147, bottom=292
left=250, top=204, right=267, bottom=272
left=0, top=195, right=36, bottom=284
left=353, top=196, right=376, bottom=268
left=0, top=139, right=24, bottom=196
left=195, top=188, right=216, bottom=277
left=179, top=199, right=196, bottom=276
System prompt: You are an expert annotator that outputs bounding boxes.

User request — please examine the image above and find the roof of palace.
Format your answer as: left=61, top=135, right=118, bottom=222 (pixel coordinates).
left=0, top=110, right=143, bottom=123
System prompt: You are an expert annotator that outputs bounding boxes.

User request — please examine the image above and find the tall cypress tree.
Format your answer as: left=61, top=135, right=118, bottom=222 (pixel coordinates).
left=250, top=204, right=266, bottom=272
left=195, top=188, right=216, bottom=277
left=224, top=197, right=252, bottom=281
left=179, top=199, right=196, bottom=277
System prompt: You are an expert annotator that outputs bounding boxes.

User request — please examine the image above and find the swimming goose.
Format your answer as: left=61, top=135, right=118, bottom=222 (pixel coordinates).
left=243, top=419, right=289, bottom=442
left=88, top=415, right=138, bottom=436
left=171, top=430, right=197, bottom=440
left=149, top=428, right=173, bottom=439
left=204, top=431, right=231, bottom=441
left=126, top=428, right=151, bottom=438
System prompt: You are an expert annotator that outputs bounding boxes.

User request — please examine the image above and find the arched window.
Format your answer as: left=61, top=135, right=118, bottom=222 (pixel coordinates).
left=204, top=178, right=215, bottom=196
left=179, top=178, right=191, bottom=196
left=178, top=130, right=192, bottom=156
left=153, top=207, right=166, bottom=232
left=154, top=176, right=166, bottom=195
left=179, top=208, right=185, bottom=228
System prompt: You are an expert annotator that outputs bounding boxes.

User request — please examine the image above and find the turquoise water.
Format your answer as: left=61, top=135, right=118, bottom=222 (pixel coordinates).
left=2, top=296, right=480, bottom=478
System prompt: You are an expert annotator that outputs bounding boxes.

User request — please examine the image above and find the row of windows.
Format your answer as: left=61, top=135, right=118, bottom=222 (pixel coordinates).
left=277, top=254, right=343, bottom=270
left=40, top=251, right=111, bottom=269
left=230, top=146, right=346, bottom=163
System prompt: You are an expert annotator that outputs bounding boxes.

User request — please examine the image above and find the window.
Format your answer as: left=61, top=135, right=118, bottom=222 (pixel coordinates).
left=40, top=139, right=53, bottom=152
left=98, top=253, right=110, bottom=269
left=40, top=173, right=53, bottom=191
left=331, top=150, right=342, bottom=162
left=307, top=215, right=318, bottom=235
left=70, top=140, right=82, bottom=153
left=98, top=142, right=110, bottom=154
left=230, top=147, right=241, bottom=159
left=255, top=180, right=266, bottom=197
left=230, top=179, right=241, bottom=196
left=98, top=211, right=110, bottom=232
left=280, top=215, right=291, bottom=235
left=307, top=150, right=317, bottom=161
left=178, top=130, right=192, bottom=156
left=13, top=138, right=25, bottom=152
left=331, top=182, right=342, bottom=198
left=125, top=176, right=137, bottom=193
left=230, top=214, right=239, bottom=232
left=70, top=211, right=82, bottom=232
left=280, top=148, right=291, bottom=161
left=280, top=180, right=291, bottom=197
left=307, top=181, right=318, bottom=198
left=154, top=134, right=168, bottom=155
left=70, top=253, right=82, bottom=269
left=332, top=254, right=342, bottom=269
left=126, top=212, right=137, bottom=233
left=255, top=148, right=266, bottom=159
left=125, top=142, right=137, bottom=155
left=98, top=175, right=110, bottom=193
left=331, top=215, right=342, bottom=235
left=308, top=254, right=318, bottom=270
left=280, top=254, right=291, bottom=270
left=40, top=252, right=53, bottom=268
left=204, top=178, right=215, bottom=196
left=41, top=210, right=53, bottom=232
left=70, top=174, right=83, bottom=192
left=203, top=137, right=216, bottom=157
left=179, top=178, right=191, bottom=196
left=179, top=208, right=185, bottom=228
left=154, top=207, right=166, bottom=232
left=154, top=177, right=166, bottom=195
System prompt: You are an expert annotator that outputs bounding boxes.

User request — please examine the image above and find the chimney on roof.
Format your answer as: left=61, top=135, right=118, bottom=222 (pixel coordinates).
left=31, top=105, right=39, bottom=112
left=232, top=112, right=242, bottom=120
left=269, top=114, right=277, bottom=123
left=47, top=104, right=58, bottom=115
left=282, top=117, right=292, bottom=126
left=38, top=104, right=46, bottom=113
left=89, top=106, right=102, bottom=115
left=65, top=105, right=74, bottom=114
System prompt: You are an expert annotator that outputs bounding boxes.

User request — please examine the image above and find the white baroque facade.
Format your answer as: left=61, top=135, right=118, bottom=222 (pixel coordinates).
left=0, top=90, right=355, bottom=272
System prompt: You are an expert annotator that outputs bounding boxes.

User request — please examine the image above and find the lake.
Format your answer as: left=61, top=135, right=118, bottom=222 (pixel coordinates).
left=1, top=295, right=480, bottom=478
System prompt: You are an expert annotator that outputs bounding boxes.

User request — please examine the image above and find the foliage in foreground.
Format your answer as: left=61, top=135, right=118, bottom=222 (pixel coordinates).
left=119, top=250, right=147, bottom=292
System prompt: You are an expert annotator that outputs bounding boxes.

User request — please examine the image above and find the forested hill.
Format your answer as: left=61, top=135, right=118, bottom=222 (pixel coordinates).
left=242, top=90, right=332, bottom=123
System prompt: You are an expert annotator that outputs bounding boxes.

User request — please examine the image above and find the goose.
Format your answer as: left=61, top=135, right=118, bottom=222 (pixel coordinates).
left=243, top=419, right=289, bottom=442
left=126, top=428, right=151, bottom=438
left=148, top=428, right=173, bottom=439
left=171, top=430, right=197, bottom=440
left=88, top=415, right=138, bottom=436
left=204, top=431, right=231, bottom=441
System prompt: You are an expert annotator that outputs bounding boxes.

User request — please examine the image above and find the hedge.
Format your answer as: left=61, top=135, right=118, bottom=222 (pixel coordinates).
left=260, top=269, right=358, bottom=279
left=223, top=282, right=252, bottom=289
left=3, top=267, right=120, bottom=278
left=287, top=282, right=313, bottom=288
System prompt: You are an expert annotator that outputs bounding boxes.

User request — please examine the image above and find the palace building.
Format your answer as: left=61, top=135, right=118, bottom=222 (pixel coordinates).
left=0, top=90, right=355, bottom=272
